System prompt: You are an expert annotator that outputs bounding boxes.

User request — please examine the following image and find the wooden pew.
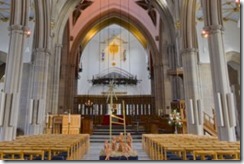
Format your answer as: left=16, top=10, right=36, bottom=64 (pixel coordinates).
left=142, top=134, right=240, bottom=160
left=0, top=134, right=90, bottom=160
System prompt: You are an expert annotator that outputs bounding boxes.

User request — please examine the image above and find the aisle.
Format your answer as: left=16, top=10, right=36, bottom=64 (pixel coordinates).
left=82, top=142, right=150, bottom=160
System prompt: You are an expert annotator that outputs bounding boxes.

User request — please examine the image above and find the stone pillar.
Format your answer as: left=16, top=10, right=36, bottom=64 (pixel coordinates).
left=27, top=49, right=50, bottom=135
left=58, top=23, right=70, bottom=114
left=51, top=44, right=63, bottom=114
left=26, top=0, right=51, bottom=135
left=0, top=0, right=30, bottom=141
left=167, top=44, right=182, bottom=100
left=160, top=43, right=172, bottom=115
left=153, top=64, right=162, bottom=115
left=180, top=0, right=204, bottom=135
left=181, top=48, right=203, bottom=135
left=158, top=64, right=166, bottom=114
left=201, top=0, right=236, bottom=141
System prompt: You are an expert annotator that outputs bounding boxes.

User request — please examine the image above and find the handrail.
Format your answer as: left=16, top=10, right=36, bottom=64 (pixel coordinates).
left=203, top=110, right=217, bottom=136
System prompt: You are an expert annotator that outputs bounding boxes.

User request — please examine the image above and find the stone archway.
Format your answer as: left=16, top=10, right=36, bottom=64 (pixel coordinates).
left=65, top=8, right=159, bottom=114
left=55, top=0, right=178, bottom=116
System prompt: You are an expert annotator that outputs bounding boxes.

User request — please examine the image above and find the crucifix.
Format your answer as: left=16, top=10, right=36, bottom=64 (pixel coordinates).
left=106, top=80, right=118, bottom=115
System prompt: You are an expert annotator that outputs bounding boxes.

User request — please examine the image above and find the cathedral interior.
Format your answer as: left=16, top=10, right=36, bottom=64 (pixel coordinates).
left=0, top=0, right=241, bottom=161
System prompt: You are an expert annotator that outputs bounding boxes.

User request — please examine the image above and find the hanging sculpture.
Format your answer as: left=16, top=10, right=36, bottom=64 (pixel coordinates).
left=101, top=49, right=105, bottom=61
left=122, top=49, right=127, bottom=61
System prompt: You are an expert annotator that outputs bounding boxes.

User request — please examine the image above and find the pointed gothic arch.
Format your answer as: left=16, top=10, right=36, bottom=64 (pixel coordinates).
left=70, top=8, right=159, bottom=65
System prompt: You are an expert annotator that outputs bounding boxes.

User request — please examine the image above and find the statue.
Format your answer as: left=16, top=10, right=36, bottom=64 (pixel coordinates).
left=101, top=133, right=137, bottom=160
left=121, top=142, right=132, bottom=159
left=104, top=140, right=112, bottom=160
left=126, top=132, right=133, bottom=149
left=117, top=132, right=124, bottom=152
left=111, top=136, right=118, bottom=151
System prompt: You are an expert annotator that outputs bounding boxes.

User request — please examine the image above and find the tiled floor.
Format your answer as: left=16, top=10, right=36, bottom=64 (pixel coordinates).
left=82, top=142, right=150, bottom=161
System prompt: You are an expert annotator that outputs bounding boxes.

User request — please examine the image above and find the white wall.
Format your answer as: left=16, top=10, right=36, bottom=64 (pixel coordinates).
left=223, top=21, right=240, bottom=53
left=77, top=25, right=151, bottom=95
left=23, top=22, right=35, bottom=63
left=0, top=21, right=35, bottom=62
left=196, top=21, right=210, bottom=63
left=0, top=21, right=10, bottom=53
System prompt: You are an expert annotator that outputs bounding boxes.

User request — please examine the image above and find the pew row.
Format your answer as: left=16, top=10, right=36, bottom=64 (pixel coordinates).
left=142, top=134, right=240, bottom=160
left=0, top=134, right=90, bottom=160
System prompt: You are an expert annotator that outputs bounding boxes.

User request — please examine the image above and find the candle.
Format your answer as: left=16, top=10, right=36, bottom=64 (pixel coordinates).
left=78, top=104, right=81, bottom=112
left=68, top=113, right=71, bottom=123
left=46, top=112, right=49, bottom=124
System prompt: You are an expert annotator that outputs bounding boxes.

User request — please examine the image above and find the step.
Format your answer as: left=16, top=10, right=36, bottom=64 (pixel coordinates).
left=93, top=126, right=145, bottom=131
left=91, top=134, right=142, bottom=139
left=92, top=131, right=144, bottom=135
left=90, top=138, right=142, bottom=143
left=93, top=126, right=145, bottom=130
left=90, top=124, right=146, bottom=143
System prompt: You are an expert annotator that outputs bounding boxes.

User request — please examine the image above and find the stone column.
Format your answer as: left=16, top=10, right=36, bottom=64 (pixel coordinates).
left=0, top=0, right=30, bottom=141
left=180, top=0, right=204, bottom=135
left=51, top=44, right=63, bottom=114
left=153, top=64, right=162, bottom=115
left=160, top=43, right=172, bottom=115
left=158, top=64, right=166, bottom=115
left=201, top=0, right=236, bottom=141
left=27, top=0, right=51, bottom=135
left=167, top=44, right=181, bottom=100
left=181, top=48, right=203, bottom=135
left=28, top=49, right=50, bottom=135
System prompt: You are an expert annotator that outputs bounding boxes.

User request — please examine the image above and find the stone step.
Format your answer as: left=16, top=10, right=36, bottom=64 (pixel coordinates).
left=93, top=129, right=144, bottom=136
left=90, top=124, right=146, bottom=143
left=90, top=138, right=142, bottom=143
left=94, top=125, right=144, bottom=129
left=91, top=134, right=142, bottom=139
left=93, top=127, right=144, bottom=131
left=92, top=131, right=145, bottom=136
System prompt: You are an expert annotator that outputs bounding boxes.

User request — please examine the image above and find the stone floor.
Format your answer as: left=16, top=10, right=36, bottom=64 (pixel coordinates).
left=82, top=142, right=150, bottom=161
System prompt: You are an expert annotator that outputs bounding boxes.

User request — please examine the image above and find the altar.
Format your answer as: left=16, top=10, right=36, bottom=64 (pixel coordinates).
left=102, top=115, right=126, bottom=125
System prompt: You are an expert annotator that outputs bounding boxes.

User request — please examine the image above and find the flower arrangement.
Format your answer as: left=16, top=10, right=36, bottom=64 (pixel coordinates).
left=168, top=109, right=182, bottom=133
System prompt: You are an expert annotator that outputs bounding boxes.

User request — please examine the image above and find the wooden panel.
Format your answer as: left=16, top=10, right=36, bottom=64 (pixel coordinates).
left=46, top=114, right=81, bottom=134
left=62, top=128, right=80, bottom=134
left=81, top=119, right=93, bottom=134
left=62, top=114, right=81, bottom=128
left=62, top=114, right=81, bottom=134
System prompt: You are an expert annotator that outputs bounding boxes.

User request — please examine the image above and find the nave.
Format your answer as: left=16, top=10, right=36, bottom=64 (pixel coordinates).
left=0, top=0, right=241, bottom=161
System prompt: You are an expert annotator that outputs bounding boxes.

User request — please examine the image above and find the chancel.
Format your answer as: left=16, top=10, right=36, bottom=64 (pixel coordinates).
left=0, top=0, right=241, bottom=161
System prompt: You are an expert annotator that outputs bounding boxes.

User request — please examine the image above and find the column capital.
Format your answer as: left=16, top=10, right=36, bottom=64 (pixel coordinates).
left=33, top=48, right=51, bottom=55
left=180, top=48, right=198, bottom=55
left=8, top=25, right=23, bottom=31
left=204, top=25, right=224, bottom=34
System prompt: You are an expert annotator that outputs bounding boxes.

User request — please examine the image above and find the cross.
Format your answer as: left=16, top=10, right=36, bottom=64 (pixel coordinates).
left=106, top=80, right=118, bottom=114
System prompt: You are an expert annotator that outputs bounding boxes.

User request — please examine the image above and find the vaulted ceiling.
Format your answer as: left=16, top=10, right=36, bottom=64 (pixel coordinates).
left=0, top=0, right=240, bottom=23
left=196, top=0, right=240, bottom=23
left=0, top=0, right=35, bottom=22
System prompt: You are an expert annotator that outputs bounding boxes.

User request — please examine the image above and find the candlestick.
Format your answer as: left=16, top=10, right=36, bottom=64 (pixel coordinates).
left=68, top=113, right=71, bottom=123
left=46, top=112, right=49, bottom=124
